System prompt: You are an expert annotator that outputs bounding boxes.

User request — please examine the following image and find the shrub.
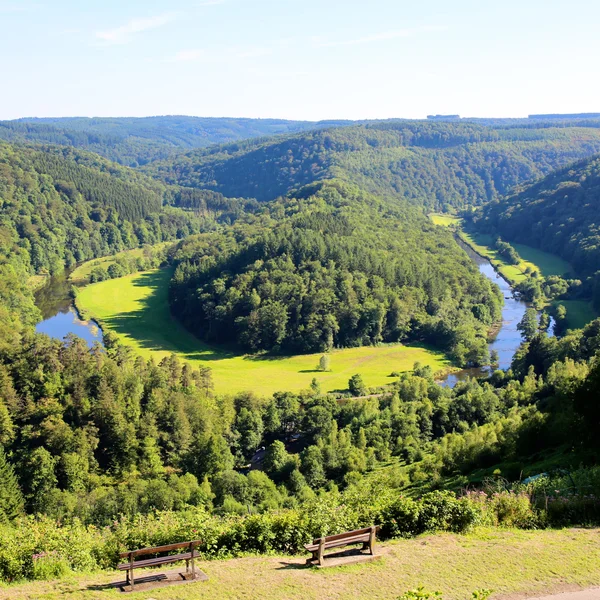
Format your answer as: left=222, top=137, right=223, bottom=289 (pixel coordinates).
left=380, top=496, right=421, bottom=538
left=418, top=491, right=480, bottom=533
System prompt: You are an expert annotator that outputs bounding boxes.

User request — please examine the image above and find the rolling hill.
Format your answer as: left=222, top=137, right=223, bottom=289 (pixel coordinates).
left=143, top=120, right=600, bottom=209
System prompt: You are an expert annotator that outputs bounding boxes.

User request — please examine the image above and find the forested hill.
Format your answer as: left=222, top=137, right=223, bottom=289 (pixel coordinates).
left=0, top=117, right=352, bottom=167
left=170, top=181, right=502, bottom=365
left=145, top=121, right=600, bottom=209
left=0, top=141, right=222, bottom=343
left=472, top=154, right=600, bottom=278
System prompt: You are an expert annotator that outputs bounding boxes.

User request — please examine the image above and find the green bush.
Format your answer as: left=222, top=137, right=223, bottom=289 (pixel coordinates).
left=418, top=491, right=481, bottom=533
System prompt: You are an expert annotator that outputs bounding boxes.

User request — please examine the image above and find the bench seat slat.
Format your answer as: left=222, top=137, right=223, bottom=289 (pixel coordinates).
left=119, top=540, right=201, bottom=559
left=117, top=552, right=192, bottom=570
left=311, top=527, right=374, bottom=545
left=304, top=534, right=370, bottom=552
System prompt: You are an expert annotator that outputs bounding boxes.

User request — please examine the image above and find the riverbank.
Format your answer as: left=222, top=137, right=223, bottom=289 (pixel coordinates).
left=429, top=214, right=598, bottom=330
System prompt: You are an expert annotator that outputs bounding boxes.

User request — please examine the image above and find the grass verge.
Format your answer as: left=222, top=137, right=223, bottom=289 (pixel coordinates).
left=75, top=269, right=451, bottom=396
left=1, top=528, right=599, bottom=600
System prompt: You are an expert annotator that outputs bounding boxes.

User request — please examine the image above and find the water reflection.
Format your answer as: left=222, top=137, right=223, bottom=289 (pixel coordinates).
left=440, top=241, right=528, bottom=387
left=34, top=271, right=103, bottom=348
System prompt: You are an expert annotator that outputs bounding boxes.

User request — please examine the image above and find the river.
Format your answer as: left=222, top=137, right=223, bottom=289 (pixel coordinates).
left=34, top=271, right=103, bottom=347
left=440, top=240, right=551, bottom=387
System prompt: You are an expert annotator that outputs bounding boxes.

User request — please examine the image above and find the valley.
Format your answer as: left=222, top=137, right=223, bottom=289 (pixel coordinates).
left=3, top=114, right=600, bottom=596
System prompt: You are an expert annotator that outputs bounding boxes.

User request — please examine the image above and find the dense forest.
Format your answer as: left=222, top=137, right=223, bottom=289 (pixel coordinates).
left=145, top=121, right=600, bottom=210
left=170, top=181, right=501, bottom=363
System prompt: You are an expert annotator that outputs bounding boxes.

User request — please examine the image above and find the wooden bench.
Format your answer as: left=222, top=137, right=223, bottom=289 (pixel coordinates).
left=304, top=526, right=380, bottom=566
left=117, top=540, right=201, bottom=590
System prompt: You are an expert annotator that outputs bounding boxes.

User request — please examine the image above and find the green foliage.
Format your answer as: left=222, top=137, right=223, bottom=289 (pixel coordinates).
left=318, top=355, right=330, bottom=372
left=0, top=446, right=24, bottom=523
left=170, top=182, right=500, bottom=363
left=348, top=374, right=367, bottom=397
left=146, top=120, right=600, bottom=210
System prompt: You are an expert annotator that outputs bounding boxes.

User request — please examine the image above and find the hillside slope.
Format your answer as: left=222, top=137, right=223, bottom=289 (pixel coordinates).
left=145, top=121, right=600, bottom=209
left=473, top=155, right=600, bottom=278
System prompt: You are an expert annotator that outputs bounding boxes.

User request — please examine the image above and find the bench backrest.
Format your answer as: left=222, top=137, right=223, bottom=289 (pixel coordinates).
left=311, top=526, right=380, bottom=545
left=119, top=540, right=201, bottom=559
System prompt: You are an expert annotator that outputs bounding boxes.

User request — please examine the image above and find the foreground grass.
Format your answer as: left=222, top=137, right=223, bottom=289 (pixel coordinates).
left=76, top=269, right=451, bottom=396
left=2, top=528, right=599, bottom=600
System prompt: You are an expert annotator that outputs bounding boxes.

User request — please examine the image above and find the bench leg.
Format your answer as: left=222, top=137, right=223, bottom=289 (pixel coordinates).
left=186, top=559, right=190, bottom=574
left=317, top=538, right=325, bottom=566
left=368, top=526, right=376, bottom=555
left=129, top=568, right=135, bottom=590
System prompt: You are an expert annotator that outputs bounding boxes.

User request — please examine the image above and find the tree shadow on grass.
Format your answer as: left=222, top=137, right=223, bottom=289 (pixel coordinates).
left=98, top=269, right=239, bottom=362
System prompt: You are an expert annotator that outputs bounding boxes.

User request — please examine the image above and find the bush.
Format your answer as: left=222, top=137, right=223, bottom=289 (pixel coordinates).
left=418, top=491, right=480, bottom=533
left=380, top=495, right=421, bottom=538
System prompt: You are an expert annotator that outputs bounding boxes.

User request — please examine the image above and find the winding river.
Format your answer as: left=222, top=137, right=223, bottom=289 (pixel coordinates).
left=34, top=241, right=543, bottom=385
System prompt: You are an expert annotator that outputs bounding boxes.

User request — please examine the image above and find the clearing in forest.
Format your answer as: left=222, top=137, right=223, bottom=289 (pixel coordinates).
left=75, top=268, right=450, bottom=396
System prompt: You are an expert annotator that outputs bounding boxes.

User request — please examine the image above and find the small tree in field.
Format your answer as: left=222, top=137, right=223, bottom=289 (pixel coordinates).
left=318, top=354, right=330, bottom=372
left=348, top=374, right=366, bottom=397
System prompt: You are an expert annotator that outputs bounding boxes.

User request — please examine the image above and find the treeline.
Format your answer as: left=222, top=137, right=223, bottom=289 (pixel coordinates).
left=144, top=121, right=600, bottom=209
left=170, top=182, right=502, bottom=364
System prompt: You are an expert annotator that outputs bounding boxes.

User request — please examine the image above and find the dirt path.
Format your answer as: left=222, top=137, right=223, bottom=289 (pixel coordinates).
left=528, top=590, right=600, bottom=600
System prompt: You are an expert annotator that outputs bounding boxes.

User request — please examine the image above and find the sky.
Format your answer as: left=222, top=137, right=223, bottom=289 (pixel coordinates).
left=1, top=0, right=599, bottom=121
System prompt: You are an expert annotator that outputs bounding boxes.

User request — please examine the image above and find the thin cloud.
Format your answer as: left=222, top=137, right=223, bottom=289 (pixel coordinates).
left=166, top=45, right=271, bottom=63
left=96, top=12, right=178, bottom=45
left=314, top=25, right=447, bottom=48
left=170, top=49, right=207, bottom=63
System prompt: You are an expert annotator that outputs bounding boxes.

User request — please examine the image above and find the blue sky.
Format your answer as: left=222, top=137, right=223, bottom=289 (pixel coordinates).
left=1, top=0, right=599, bottom=120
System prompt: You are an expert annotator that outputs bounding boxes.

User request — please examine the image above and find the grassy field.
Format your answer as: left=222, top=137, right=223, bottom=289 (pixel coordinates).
left=429, top=213, right=462, bottom=227
left=458, top=231, right=572, bottom=284
left=512, top=243, right=572, bottom=277
left=75, top=269, right=451, bottom=396
left=554, top=300, right=598, bottom=330
left=69, top=243, right=173, bottom=284
left=1, top=528, right=599, bottom=600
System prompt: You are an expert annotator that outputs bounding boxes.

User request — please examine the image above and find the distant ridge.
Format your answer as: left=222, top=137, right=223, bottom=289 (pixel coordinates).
left=528, top=112, right=600, bottom=119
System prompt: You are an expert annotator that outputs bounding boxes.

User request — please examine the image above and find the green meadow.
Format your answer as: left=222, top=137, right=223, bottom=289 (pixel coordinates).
left=76, top=269, right=451, bottom=396
left=428, top=213, right=462, bottom=227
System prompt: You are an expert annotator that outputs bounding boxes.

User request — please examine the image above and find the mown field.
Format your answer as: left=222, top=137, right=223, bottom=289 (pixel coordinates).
left=75, top=269, right=451, bottom=396
left=1, top=528, right=599, bottom=600
left=429, top=213, right=462, bottom=227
